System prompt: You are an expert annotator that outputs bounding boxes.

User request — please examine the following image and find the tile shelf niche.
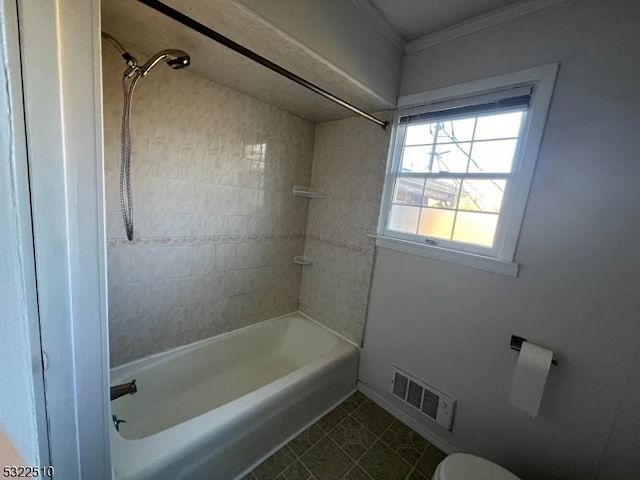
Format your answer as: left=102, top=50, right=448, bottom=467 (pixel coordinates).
left=294, top=255, right=313, bottom=265
left=292, top=185, right=325, bottom=199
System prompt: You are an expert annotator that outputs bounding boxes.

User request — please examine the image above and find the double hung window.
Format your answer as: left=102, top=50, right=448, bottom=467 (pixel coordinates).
left=378, top=65, right=558, bottom=275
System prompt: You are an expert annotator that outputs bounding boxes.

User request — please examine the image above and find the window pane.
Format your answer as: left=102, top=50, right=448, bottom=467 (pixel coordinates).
left=389, top=205, right=419, bottom=234
left=390, top=101, right=532, bottom=254
left=474, top=111, right=524, bottom=140
left=452, top=211, right=499, bottom=247
left=468, top=139, right=517, bottom=173
left=458, top=179, right=506, bottom=213
left=393, top=176, right=425, bottom=206
left=418, top=208, right=455, bottom=240
left=405, top=123, right=437, bottom=146
left=401, top=145, right=431, bottom=172
left=437, top=118, right=476, bottom=143
left=432, top=142, right=470, bottom=173
left=423, top=178, right=460, bottom=208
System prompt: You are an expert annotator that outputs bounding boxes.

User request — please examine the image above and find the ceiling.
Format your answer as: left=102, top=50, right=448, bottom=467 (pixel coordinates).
left=368, top=0, right=520, bottom=41
left=101, top=0, right=530, bottom=124
left=101, top=0, right=394, bottom=123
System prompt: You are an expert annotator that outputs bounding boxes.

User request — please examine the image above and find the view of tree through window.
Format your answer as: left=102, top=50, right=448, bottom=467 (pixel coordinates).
left=388, top=108, right=526, bottom=248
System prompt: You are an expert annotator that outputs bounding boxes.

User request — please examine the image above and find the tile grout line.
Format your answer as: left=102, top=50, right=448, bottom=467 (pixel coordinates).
left=403, top=445, right=425, bottom=480
left=254, top=395, right=438, bottom=480
left=283, top=416, right=338, bottom=480
left=341, top=463, right=374, bottom=480
left=252, top=442, right=301, bottom=480
left=319, top=421, right=368, bottom=478
left=356, top=404, right=410, bottom=454
left=348, top=400, right=433, bottom=479
left=406, top=446, right=431, bottom=480
left=317, top=399, right=397, bottom=479
left=294, top=400, right=374, bottom=480
left=287, top=400, right=376, bottom=478
left=315, top=404, right=361, bottom=480
left=338, top=400, right=404, bottom=480
left=283, top=441, right=319, bottom=480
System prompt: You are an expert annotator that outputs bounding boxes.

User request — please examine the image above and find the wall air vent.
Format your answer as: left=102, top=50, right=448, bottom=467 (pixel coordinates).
left=390, top=366, right=456, bottom=431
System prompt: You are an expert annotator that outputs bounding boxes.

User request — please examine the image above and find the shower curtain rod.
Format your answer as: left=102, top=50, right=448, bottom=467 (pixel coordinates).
left=137, top=0, right=389, bottom=130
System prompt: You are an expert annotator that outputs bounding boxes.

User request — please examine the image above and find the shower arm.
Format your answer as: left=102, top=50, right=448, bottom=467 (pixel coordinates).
left=101, top=32, right=140, bottom=72
left=137, top=0, right=389, bottom=130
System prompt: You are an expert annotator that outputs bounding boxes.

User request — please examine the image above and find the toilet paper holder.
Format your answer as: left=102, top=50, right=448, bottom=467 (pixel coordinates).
left=510, top=335, right=558, bottom=366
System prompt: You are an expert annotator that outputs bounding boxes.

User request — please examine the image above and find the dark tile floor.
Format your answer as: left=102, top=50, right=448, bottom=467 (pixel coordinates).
left=243, top=391, right=447, bottom=480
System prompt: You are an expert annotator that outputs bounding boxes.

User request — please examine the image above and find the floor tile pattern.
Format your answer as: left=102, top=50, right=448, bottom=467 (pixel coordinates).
left=243, top=392, right=446, bottom=480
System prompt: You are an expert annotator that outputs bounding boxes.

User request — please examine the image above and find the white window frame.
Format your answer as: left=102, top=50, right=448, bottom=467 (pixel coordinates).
left=377, top=63, right=559, bottom=277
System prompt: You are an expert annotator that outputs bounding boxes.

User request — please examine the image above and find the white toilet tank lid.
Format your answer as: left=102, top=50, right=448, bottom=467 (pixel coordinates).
left=436, top=453, right=521, bottom=480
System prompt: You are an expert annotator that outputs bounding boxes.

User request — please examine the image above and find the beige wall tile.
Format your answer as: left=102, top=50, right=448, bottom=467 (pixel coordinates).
left=300, top=114, right=391, bottom=345
left=103, top=47, right=314, bottom=366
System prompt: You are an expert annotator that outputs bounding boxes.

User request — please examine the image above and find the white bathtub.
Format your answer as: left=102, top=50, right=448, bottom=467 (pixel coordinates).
left=109, top=312, right=359, bottom=480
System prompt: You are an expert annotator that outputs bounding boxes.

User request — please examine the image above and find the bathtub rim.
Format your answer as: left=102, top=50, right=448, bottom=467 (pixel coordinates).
left=110, top=310, right=360, bottom=379
left=297, top=310, right=362, bottom=349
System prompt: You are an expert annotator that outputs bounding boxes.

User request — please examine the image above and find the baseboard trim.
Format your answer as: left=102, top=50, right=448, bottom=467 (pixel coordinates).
left=357, top=380, right=458, bottom=455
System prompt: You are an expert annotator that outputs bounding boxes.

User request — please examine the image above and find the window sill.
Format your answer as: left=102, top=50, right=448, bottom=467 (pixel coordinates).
left=373, top=235, right=519, bottom=277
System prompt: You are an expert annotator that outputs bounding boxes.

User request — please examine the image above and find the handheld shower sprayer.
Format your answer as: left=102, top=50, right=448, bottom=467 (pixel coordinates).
left=139, top=49, right=190, bottom=76
left=101, top=32, right=190, bottom=241
left=101, top=32, right=191, bottom=76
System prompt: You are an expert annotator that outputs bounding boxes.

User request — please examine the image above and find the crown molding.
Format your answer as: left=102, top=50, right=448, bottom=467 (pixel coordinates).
left=406, top=0, right=566, bottom=55
left=351, top=0, right=406, bottom=52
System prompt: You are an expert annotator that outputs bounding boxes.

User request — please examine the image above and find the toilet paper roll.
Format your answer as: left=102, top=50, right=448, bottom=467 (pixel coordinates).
left=508, top=341, right=553, bottom=417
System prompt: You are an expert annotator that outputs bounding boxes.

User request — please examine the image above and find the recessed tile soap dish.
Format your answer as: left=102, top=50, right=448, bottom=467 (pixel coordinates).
left=292, top=186, right=325, bottom=198
left=294, top=256, right=313, bottom=265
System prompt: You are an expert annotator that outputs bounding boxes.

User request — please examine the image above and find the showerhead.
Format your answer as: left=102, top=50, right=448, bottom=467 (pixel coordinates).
left=103, top=33, right=192, bottom=242
left=139, top=49, right=191, bottom=76
left=101, top=32, right=190, bottom=78
left=167, top=54, right=191, bottom=70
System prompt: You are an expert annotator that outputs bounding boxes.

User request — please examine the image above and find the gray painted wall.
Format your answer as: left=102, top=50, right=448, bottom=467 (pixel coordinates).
left=596, top=340, right=640, bottom=479
left=236, top=0, right=402, bottom=105
left=360, top=1, right=640, bottom=479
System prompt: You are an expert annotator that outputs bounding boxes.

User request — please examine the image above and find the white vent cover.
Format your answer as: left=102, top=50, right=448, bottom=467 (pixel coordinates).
left=390, top=366, right=456, bottom=431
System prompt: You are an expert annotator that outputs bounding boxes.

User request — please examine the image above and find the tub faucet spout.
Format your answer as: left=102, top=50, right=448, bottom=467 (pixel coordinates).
left=110, top=379, right=137, bottom=401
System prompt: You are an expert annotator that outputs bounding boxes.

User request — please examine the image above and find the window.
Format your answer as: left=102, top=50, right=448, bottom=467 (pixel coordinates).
left=378, top=65, right=558, bottom=276
left=387, top=94, right=528, bottom=254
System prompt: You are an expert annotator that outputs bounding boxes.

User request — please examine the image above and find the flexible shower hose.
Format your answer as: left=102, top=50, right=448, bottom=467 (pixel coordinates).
left=120, top=72, right=141, bottom=241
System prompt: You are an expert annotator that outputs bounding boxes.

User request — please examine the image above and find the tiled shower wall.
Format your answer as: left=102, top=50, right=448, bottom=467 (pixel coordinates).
left=103, top=47, right=315, bottom=366
left=299, top=115, right=391, bottom=344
